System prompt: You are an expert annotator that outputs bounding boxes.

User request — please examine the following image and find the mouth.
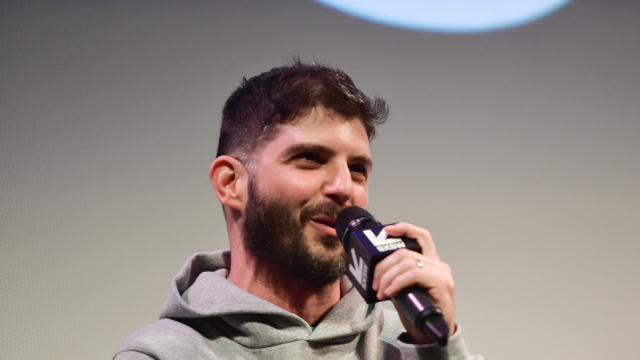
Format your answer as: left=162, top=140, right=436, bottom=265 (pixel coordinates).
left=309, top=216, right=338, bottom=238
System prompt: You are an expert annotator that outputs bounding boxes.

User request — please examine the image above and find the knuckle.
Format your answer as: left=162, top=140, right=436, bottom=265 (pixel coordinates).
left=395, top=248, right=413, bottom=257
left=446, top=279, right=455, bottom=291
left=409, top=267, right=423, bottom=278
left=401, top=257, right=416, bottom=268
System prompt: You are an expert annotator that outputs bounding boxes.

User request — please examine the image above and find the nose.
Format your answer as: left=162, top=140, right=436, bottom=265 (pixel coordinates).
left=323, top=162, right=354, bottom=206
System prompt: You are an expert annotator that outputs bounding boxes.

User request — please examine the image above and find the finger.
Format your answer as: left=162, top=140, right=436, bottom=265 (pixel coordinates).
left=385, top=267, right=457, bottom=337
left=384, top=264, right=454, bottom=300
left=384, top=222, right=439, bottom=260
left=375, top=256, right=437, bottom=300
left=372, top=248, right=415, bottom=291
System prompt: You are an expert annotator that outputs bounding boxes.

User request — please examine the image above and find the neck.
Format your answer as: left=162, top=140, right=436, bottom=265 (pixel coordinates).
left=227, top=243, right=341, bottom=326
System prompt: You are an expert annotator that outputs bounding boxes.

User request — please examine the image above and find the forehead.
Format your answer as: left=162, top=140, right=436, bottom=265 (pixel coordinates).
left=262, top=107, right=371, bottom=157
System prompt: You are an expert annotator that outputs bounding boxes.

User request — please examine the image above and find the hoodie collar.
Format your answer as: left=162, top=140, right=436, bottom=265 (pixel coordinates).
left=158, top=251, right=380, bottom=348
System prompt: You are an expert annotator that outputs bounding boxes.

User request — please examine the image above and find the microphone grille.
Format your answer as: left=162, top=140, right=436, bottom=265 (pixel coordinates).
left=335, top=206, right=374, bottom=241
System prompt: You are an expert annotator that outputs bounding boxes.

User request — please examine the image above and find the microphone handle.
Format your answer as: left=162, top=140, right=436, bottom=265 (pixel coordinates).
left=392, top=286, right=449, bottom=346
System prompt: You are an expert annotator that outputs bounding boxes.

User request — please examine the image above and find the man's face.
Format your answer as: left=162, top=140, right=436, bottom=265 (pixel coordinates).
left=241, top=107, right=371, bottom=287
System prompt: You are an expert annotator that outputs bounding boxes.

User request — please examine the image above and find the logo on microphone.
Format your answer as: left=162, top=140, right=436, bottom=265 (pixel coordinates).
left=362, top=228, right=406, bottom=252
left=348, top=248, right=368, bottom=288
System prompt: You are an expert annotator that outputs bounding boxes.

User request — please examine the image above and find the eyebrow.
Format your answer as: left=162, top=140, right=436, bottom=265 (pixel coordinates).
left=282, top=143, right=373, bottom=172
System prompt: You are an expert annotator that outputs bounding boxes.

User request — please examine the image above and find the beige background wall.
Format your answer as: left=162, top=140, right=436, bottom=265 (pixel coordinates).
left=1, top=1, right=638, bottom=359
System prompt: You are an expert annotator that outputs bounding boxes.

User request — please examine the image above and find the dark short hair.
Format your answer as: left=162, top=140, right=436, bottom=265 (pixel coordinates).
left=216, top=59, right=389, bottom=165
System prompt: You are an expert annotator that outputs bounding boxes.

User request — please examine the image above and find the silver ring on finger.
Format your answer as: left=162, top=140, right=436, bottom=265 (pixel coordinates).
left=416, top=259, right=424, bottom=268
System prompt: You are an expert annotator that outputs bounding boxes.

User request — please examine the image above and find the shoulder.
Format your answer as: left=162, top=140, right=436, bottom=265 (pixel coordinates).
left=113, top=318, right=216, bottom=360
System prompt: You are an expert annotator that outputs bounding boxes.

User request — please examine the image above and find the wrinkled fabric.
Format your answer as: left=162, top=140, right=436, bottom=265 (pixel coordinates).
left=114, top=251, right=482, bottom=360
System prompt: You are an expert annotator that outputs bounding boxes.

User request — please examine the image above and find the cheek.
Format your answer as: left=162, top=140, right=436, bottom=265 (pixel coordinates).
left=353, top=185, right=369, bottom=208
left=262, top=170, right=322, bottom=201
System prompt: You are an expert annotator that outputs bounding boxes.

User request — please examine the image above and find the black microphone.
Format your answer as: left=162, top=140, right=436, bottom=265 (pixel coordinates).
left=336, top=206, right=449, bottom=346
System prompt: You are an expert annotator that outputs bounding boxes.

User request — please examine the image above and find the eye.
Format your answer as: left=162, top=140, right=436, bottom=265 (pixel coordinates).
left=349, top=164, right=368, bottom=179
left=294, top=152, right=324, bottom=164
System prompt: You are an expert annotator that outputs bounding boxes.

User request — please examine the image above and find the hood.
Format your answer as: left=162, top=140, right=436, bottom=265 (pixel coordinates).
left=158, top=250, right=380, bottom=348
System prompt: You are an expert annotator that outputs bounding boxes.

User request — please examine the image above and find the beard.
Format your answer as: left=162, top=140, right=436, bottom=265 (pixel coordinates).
left=241, top=178, right=348, bottom=288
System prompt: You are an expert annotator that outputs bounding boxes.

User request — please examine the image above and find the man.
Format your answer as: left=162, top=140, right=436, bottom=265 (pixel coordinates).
left=114, top=60, right=481, bottom=359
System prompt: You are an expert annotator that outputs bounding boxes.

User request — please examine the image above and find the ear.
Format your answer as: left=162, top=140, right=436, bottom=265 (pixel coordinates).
left=209, top=155, right=248, bottom=211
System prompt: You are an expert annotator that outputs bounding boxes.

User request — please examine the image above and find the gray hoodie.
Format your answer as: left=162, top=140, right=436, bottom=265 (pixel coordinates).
left=114, top=251, right=481, bottom=360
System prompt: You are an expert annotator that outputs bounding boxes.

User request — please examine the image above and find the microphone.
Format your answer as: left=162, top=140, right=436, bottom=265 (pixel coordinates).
left=335, top=206, right=449, bottom=346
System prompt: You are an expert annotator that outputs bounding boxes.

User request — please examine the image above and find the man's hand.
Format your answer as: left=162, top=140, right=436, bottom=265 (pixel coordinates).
left=371, top=222, right=456, bottom=344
